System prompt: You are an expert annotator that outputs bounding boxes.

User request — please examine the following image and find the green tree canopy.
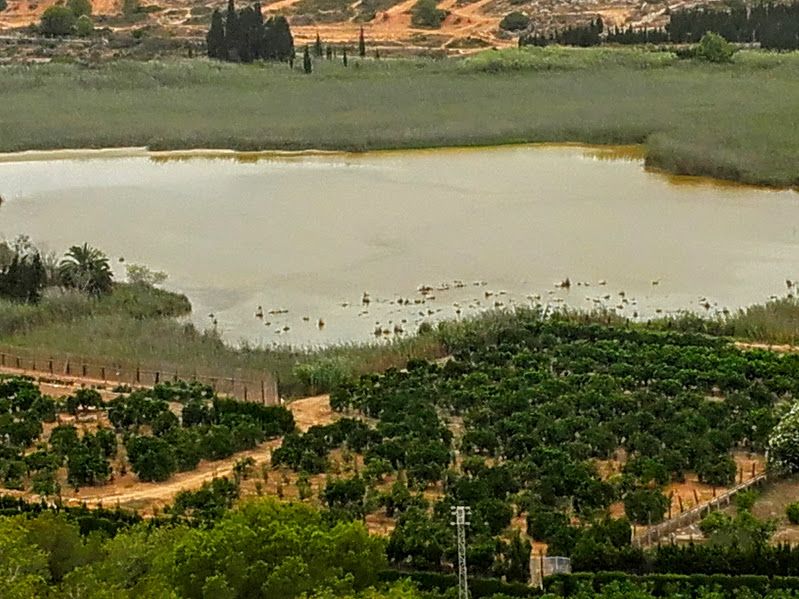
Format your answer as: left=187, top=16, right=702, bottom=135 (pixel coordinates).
left=410, top=0, right=447, bottom=29
left=59, top=244, right=113, bottom=296
left=40, top=5, right=77, bottom=36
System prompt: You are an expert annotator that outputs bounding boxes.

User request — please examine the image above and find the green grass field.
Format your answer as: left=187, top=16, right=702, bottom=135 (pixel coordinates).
left=1, top=47, right=798, bottom=186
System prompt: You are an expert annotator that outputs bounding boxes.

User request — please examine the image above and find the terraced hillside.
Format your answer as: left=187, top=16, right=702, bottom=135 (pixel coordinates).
left=0, top=0, right=729, bottom=53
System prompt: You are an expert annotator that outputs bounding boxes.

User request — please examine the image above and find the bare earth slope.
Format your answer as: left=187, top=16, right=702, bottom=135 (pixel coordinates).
left=0, top=0, right=728, bottom=54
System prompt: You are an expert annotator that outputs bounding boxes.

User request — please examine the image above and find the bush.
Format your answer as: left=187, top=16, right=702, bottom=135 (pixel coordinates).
left=624, top=488, right=669, bottom=525
left=499, top=11, right=529, bottom=31
left=769, top=403, right=799, bottom=474
left=699, top=510, right=731, bottom=535
left=735, top=489, right=758, bottom=513
left=787, top=502, right=799, bottom=525
left=40, top=6, right=77, bottom=36
left=696, top=453, right=736, bottom=486
left=411, top=0, right=447, bottom=28
left=0, top=0, right=7, bottom=12
left=696, top=31, right=736, bottom=63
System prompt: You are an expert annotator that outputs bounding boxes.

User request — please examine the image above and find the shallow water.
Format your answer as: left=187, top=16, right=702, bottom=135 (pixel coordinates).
left=0, top=145, right=797, bottom=346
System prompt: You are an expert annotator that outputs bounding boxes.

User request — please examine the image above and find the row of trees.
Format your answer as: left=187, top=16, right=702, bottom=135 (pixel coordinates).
left=0, top=498, right=392, bottom=598
left=206, top=2, right=371, bottom=68
left=0, top=378, right=295, bottom=494
left=319, top=313, right=799, bottom=569
left=206, top=0, right=294, bottom=62
left=520, top=2, right=799, bottom=51
left=668, top=2, right=799, bottom=49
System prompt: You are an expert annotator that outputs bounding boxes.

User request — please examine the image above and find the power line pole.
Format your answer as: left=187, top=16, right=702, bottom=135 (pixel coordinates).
left=450, top=505, right=471, bottom=599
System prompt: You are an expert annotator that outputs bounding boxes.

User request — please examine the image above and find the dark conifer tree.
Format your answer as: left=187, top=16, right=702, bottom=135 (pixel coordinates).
left=325, top=45, right=332, bottom=59
left=303, top=45, right=312, bottom=74
left=238, top=6, right=256, bottom=62
left=264, top=15, right=294, bottom=60
left=342, top=45, right=348, bottom=66
left=225, top=0, right=241, bottom=61
left=204, top=3, right=303, bottom=63
left=252, top=2, right=264, bottom=59
left=358, top=25, right=366, bottom=57
left=314, top=32, right=323, bottom=57
left=206, top=9, right=226, bottom=59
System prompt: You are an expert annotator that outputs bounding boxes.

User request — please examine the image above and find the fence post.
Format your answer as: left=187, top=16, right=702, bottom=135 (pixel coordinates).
left=136, top=366, right=140, bottom=384
left=261, top=380, right=265, bottom=403
left=49, top=359, right=53, bottom=374
left=15, top=356, right=20, bottom=369
left=101, top=366, right=105, bottom=381
left=66, top=360, right=70, bottom=375
left=82, top=364, right=87, bottom=377
left=244, top=385, right=248, bottom=401
left=1, top=353, right=5, bottom=366
left=155, top=371, right=160, bottom=384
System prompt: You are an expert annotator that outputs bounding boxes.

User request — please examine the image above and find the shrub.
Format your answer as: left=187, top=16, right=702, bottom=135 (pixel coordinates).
left=39, top=7, right=77, bottom=38
left=768, top=403, right=799, bottom=474
left=0, top=0, right=7, bottom=13
left=411, top=0, right=447, bottom=29
left=624, top=488, right=669, bottom=525
left=787, top=502, right=799, bottom=525
left=699, top=510, right=731, bottom=535
left=499, top=11, right=529, bottom=32
left=695, top=31, right=736, bottom=63
left=735, top=489, right=759, bottom=513
left=696, top=453, right=736, bottom=486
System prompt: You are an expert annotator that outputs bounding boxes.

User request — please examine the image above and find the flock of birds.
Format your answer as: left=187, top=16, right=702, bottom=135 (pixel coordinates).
left=203, top=276, right=798, bottom=344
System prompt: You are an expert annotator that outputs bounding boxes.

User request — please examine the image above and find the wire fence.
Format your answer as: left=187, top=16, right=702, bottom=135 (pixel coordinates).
left=632, top=471, right=769, bottom=548
left=0, top=345, right=279, bottom=405
left=531, top=555, right=571, bottom=589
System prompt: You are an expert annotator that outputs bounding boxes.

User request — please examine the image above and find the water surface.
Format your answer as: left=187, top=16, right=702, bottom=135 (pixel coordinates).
left=0, top=145, right=797, bottom=346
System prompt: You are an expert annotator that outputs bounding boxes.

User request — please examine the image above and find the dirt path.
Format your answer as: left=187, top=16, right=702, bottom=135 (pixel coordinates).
left=262, top=0, right=305, bottom=13
left=735, top=341, right=799, bottom=353
left=14, top=394, right=335, bottom=512
left=1, top=373, right=333, bottom=512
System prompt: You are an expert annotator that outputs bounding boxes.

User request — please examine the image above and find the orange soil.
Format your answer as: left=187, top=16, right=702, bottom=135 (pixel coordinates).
left=8, top=393, right=336, bottom=514
left=1, top=0, right=731, bottom=54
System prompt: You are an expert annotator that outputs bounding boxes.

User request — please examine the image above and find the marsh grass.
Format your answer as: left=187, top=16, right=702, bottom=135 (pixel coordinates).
left=1, top=49, right=798, bottom=186
left=2, top=293, right=795, bottom=397
left=0, top=284, right=190, bottom=338
left=0, top=315, right=445, bottom=396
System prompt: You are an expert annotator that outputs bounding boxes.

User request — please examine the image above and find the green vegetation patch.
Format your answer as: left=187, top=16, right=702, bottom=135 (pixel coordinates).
left=276, top=309, right=799, bottom=573
left=2, top=50, right=798, bottom=186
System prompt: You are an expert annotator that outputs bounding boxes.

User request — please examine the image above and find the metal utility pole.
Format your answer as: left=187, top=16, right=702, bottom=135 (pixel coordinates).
left=450, top=505, right=471, bottom=599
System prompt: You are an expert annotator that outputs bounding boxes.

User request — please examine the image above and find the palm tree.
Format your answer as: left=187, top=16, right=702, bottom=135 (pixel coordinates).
left=59, top=243, right=113, bottom=296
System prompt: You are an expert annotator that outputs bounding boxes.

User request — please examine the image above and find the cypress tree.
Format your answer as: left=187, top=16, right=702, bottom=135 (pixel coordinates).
left=314, top=32, right=323, bottom=57
left=225, top=0, right=241, bottom=61
left=358, top=25, right=366, bottom=57
left=342, top=46, right=348, bottom=66
left=206, top=9, right=225, bottom=59
left=264, top=15, right=294, bottom=61
left=238, top=6, right=255, bottom=63
left=252, top=1, right=264, bottom=59
left=303, top=45, right=312, bottom=74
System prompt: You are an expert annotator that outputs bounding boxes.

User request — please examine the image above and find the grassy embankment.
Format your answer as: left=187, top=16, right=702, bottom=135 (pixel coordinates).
left=0, top=285, right=444, bottom=397
left=1, top=282, right=797, bottom=398
left=1, top=47, right=798, bottom=187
